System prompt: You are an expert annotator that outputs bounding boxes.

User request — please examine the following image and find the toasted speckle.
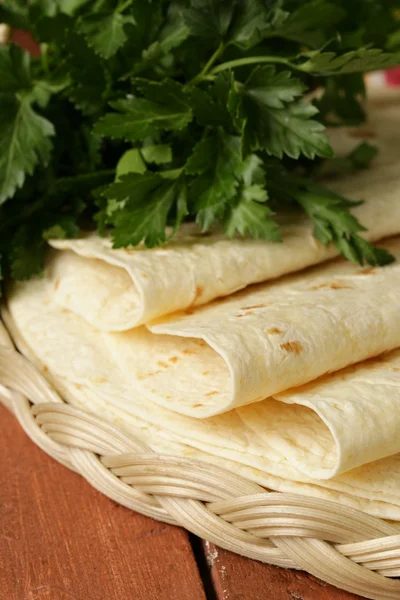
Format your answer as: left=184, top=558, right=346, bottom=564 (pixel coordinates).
left=157, top=360, right=169, bottom=368
left=348, top=129, right=375, bottom=139
left=193, top=403, right=204, bottom=408
left=205, top=391, right=218, bottom=397
left=202, top=371, right=210, bottom=376
left=183, top=348, right=196, bottom=355
left=54, top=278, right=60, bottom=291
left=242, top=303, right=270, bottom=310
left=357, top=267, right=377, bottom=275
left=42, top=365, right=49, bottom=373
left=141, top=273, right=149, bottom=279
left=330, top=282, right=353, bottom=290
left=75, top=383, right=82, bottom=390
left=138, top=370, right=162, bottom=380
left=266, top=327, right=284, bottom=335
left=195, top=285, right=204, bottom=299
left=391, top=367, right=400, bottom=372
left=184, top=309, right=195, bottom=315
left=311, top=281, right=353, bottom=290
left=280, top=341, right=303, bottom=355
left=168, top=356, right=179, bottom=364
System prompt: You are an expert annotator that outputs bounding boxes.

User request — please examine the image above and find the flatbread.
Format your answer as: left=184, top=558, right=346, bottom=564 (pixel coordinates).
left=39, top=238, right=400, bottom=418
left=6, top=273, right=400, bottom=521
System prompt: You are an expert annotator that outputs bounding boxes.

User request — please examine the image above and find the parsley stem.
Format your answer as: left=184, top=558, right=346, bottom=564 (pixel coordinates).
left=41, top=44, right=49, bottom=74
left=116, top=0, right=133, bottom=13
left=190, top=42, right=225, bottom=84
left=211, top=56, right=296, bottom=74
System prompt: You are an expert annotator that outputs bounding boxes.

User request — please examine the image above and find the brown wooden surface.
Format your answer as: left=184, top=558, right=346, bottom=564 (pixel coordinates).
left=203, top=541, right=363, bottom=600
left=0, top=404, right=366, bottom=600
left=0, top=405, right=206, bottom=600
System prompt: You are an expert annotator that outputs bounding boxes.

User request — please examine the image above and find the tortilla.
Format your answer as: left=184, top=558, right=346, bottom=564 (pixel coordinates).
left=41, top=237, right=400, bottom=419
left=6, top=272, right=400, bottom=522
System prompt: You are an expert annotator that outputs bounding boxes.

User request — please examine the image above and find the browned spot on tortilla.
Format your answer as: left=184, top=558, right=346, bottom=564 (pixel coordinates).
left=280, top=341, right=303, bottom=355
left=141, top=273, right=148, bottom=278
left=391, top=367, right=400, bottom=372
left=42, top=365, right=48, bottom=373
left=357, top=267, right=377, bottom=275
left=183, top=348, right=196, bottom=355
left=202, top=371, right=210, bottom=376
left=157, top=360, right=168, bottom=368
left=54, top=278, right=60, bottom=291
left=205, top=390, right=218, bottom=397
left=165, top=395, right=171, bottom=399
left=311, top=280, right=353, bottom=290
left=195, top=285, right=204, bottom=299
left=75, top=383, right=82, bottom=390
left=194, top=339, right=207, bottom=347
left=193, top=403, right=204, bottom=408
left=266, top=327, right=284, bottom=335
left=236, top=311, right=253, bottom=317
left=184, top=309, right=194, bottom=315
left=242, top=303, right=270, bottom=310
left=137, top=370, right=162, bottom=380
left=348, top=129, right=375, bottom=139
left=168, top=356, right=179, bottom=364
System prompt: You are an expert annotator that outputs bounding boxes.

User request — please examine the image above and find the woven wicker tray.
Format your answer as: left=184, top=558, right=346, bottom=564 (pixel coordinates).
left=1, top=318, right=400, bottom=600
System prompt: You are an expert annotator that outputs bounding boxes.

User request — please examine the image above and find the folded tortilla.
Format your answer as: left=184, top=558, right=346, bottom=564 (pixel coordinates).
left=5, top=277, right=400, bottom=520
left=48, top=92, right=400, bottom=330
left=43, top=237, right=400, bottom=418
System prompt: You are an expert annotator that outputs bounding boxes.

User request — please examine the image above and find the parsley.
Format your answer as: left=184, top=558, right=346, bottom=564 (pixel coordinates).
left=1, top=0, right=400, bottom=283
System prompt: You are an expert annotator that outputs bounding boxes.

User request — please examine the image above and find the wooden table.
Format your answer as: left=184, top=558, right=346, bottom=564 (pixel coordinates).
left=0, top=404, right=363, bottom=600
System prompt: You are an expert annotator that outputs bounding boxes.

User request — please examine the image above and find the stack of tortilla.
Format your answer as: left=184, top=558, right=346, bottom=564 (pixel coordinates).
left=5, top=92, right=400, bottom=520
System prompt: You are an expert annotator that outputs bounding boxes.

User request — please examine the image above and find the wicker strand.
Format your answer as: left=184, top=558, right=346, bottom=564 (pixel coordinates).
left=1, top=321, right=400, bottom=600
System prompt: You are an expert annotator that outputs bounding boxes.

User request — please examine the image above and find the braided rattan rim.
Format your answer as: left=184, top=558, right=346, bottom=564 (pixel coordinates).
left=1, top=321, right=400, bottom=599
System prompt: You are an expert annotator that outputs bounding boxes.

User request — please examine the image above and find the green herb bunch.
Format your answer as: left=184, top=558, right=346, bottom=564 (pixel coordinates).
left=1, top=0, right=400, bottom=283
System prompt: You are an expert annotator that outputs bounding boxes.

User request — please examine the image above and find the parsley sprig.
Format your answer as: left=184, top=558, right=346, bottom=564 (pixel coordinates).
left=1, top=0, right=400, bottom=283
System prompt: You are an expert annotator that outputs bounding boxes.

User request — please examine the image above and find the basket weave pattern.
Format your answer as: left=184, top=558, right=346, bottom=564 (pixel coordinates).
left=1, top=321, right=400, bottom=600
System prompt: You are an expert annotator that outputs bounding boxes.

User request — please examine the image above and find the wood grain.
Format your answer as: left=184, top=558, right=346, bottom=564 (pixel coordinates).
left=0, top=404, right=206, bottom=600
left=0, top=400, right=369, bottom=600
left=203, top=541, right=365, bottom=600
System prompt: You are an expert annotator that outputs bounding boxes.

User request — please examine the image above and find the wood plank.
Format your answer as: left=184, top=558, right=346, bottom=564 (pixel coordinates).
left=203, top=541, right=365, bottom=600
left=0, top=404, right=207, bottom=600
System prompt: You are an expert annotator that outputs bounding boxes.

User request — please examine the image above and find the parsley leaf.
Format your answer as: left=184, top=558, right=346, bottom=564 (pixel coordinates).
left=103, top=172, right=187, bottom=248
left=77, top=10, right=135, bottom=59
left=296, top=185, right=394, bottom=265
left=0, top=46, right=54, bottom=204
left=189, top=132, right=244, bottom=229
left=298, top=47, right=399, bottom=75
left=241, top=66, right=333, bottom=159
left=94, top=80, right=192, bottom=141
left=224, top=185, right=281, bottom=241
left=183, top=0, right=235, bottom=42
